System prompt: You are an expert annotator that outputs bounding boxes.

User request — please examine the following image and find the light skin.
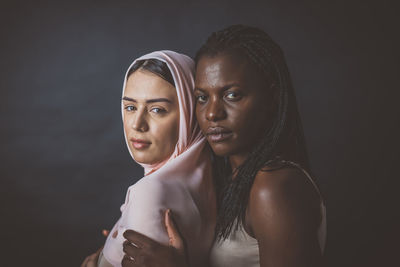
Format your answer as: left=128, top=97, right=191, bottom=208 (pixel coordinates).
left=122, top=53, right=323, bottom=267
left=123, top=70, right=179, bottom=166
left=81, top=69, right=180, bottom=267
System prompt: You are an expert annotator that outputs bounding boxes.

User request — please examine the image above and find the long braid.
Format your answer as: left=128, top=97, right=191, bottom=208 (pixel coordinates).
left=197, top=25, right=311, bottom=240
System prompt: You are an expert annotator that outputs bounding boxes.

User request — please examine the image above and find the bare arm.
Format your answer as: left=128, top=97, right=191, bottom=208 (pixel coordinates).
left=248, top=167, right=323, bottom=267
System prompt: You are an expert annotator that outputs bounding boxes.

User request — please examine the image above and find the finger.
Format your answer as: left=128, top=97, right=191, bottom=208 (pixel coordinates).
left=121, top=254, right=136, bottom=267
left=102, top=229, right=110, bottom=237
left=88, top=253, right=97, bottom=261
left=81, top=253, right=97, bottom=267
left=86, top=255, right=97, bottom=267
left=122, top=240, right=142, bottom=259
left=93, top=246, right=103, bottom=262
left=81, top=246, right=103, bottom=267
left=123, top=229, right=155, bottom=249
left=80, top=256, right=90, bottom=267
left=165, top=209, right=184, bottom=250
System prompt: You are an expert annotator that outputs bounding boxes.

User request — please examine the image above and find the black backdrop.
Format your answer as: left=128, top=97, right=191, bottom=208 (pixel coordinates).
left=1, top=0, right=399, bottom=266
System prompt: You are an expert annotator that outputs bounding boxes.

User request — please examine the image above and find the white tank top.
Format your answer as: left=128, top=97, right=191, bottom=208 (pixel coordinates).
left=209, top=161, right=327, bottom=267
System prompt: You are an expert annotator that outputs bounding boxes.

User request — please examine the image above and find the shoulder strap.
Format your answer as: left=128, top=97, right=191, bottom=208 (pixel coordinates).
left=278, top=160, right=323, bottom=199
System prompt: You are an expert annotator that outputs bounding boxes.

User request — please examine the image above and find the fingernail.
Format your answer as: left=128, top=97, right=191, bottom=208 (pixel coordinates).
left=112, top=230, right=118, bottom=238
left=102, top=229, right=109, bottom=236
left=123, top=230, right=132, bottom=238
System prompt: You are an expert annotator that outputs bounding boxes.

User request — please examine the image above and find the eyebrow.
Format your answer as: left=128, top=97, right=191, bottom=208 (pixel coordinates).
left=195, top=83, right=241, bottom=92
left=122, top=96, right=172, bottom=104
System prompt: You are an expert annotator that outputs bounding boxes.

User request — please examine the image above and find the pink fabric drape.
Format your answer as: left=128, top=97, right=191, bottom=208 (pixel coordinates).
left=102, top=51, right=216, bottom=267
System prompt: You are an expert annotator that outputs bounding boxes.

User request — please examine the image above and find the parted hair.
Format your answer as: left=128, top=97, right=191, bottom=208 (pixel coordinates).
left=195, top=25, right=311, bottom=240
left=128, top=58, right=175, bottom=87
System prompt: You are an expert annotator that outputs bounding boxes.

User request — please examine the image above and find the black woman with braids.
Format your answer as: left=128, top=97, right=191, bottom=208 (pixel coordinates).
left=121, top=25, right=327, bottom=267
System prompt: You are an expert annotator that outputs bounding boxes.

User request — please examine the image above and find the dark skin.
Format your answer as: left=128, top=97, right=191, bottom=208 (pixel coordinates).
left=121, top=209, right=188, bottom=267
left=122, top=53, right=323, bottom=267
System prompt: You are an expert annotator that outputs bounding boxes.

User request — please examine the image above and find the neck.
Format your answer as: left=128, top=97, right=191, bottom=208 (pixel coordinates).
left=229, top=152, right=250, bottom=175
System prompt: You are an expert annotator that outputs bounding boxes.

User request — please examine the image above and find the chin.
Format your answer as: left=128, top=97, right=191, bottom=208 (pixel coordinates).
left=133, top=152, right=171, bottom=166
left=209, top=142, right=235, bottom=157
left=132, top=156, right=150, bottom=164
left=131, top=151, right=153, bottom=164
left=135, top=158, right=163, bottom=165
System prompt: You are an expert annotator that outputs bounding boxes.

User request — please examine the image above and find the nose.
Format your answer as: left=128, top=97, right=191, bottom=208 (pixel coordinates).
left=205, top=97, right=226, bottom=122
left=131, top=109, right=149, bottom=132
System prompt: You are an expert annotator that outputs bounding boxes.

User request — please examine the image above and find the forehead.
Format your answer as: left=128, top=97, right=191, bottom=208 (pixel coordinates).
left=124, top=70, right=177, bottom=99
left=195, top=53, right=259, bottom=89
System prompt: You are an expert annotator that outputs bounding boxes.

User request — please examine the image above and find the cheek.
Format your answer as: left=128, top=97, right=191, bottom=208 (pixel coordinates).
left=228, top=103, right=268, bottom=141
left=123, top=117, right=131, bottom=137
left=195, top=105, right=207, bottom=133
left=166, top=118, right=179, bottom=146
left=152, top=115, right=179, bottom=153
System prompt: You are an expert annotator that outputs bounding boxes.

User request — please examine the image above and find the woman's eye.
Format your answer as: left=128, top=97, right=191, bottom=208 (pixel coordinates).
left=150, top=107, right=166, bottom=114
left=125, top=105, right=136, bottom=111
left=225, top=92, right=240, bottom=100
left=196, top=95, right=208, bottom=103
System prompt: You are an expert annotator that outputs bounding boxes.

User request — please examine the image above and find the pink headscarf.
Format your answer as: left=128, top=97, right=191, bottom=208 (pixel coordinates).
left=102, top=51, right=216, bottom=267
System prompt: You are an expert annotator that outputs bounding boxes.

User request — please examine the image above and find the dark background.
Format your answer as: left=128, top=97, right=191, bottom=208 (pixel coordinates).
left=1, top=0, right=398, bottom=266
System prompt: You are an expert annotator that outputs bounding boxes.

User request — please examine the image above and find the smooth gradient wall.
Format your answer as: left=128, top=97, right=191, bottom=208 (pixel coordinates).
left=1, top=0, right=398, bottom=266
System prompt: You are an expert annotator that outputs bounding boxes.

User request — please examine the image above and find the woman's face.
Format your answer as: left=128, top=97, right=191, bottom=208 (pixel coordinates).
left=194, top=52, right=273, bottom=158
left=123, top=70, right=179, bottom=165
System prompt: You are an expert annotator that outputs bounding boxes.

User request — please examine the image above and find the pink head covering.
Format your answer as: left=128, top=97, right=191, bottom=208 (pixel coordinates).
left=121, top=50, right=203, bottom=174
left=102, top=51, right=216, bottom=267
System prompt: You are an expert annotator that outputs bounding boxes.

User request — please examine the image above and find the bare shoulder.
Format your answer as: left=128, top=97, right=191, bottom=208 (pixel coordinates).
left=248, top=166, right=322, bottom=234
left=247, top=166, right=324, bottom=266
left=252, top=166, right=320, bottom=202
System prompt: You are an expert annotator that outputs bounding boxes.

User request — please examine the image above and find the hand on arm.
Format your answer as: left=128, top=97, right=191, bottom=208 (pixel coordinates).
left=121, top=209, right=189, bottom=267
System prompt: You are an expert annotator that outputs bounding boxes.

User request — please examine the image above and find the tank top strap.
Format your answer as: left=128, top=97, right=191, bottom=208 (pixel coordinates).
left=276, top=159, right=323, bottom=199
left=276, top=159, right=327, bottom=253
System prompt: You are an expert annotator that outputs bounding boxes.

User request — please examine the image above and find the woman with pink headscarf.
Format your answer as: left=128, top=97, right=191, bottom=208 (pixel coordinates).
left=82, top=51, right=216, bottom=267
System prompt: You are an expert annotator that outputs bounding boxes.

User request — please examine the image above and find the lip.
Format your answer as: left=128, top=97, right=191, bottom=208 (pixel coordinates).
left=130, top=138, right=151, bottom=149
left=205, top=126, right=233, bottom=143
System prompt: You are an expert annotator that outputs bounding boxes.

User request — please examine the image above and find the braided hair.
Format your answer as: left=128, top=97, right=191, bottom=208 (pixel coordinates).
left=195, top=25, right=311, bottom=240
